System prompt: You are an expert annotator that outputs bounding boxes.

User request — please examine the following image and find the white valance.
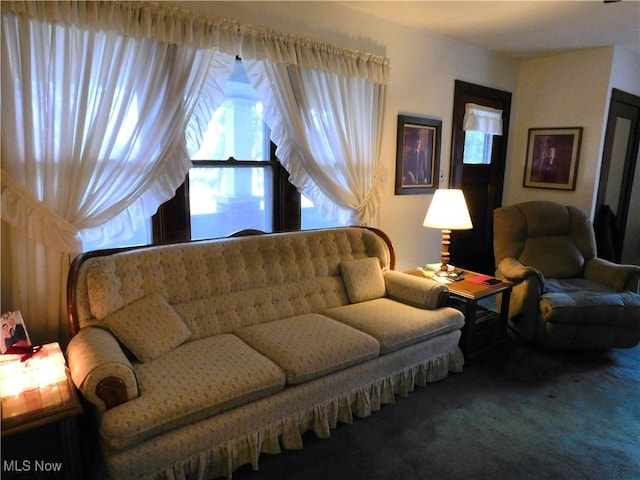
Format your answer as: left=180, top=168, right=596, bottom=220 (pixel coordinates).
left=1, top=0, right=389, bottom=84
left=463, top=103, right=503, bottom=135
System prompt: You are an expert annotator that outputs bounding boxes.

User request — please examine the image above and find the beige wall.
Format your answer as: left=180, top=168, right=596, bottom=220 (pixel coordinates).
left=503, top=48, right=614, bottom=216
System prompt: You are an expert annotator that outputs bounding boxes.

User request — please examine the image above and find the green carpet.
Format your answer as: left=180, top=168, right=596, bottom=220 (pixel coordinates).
left=231, top=335, right=640, bottom=480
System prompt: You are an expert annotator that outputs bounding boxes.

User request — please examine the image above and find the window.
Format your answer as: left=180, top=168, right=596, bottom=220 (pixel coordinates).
left=82, top=93, right=150, bottom=252
left=463, top=131, right=494, bottom=165
left=188, top=68, right=273, bottom=239
left=153, top=60, right=338, bottom=244
left=83, top=60, right=339, bottom=250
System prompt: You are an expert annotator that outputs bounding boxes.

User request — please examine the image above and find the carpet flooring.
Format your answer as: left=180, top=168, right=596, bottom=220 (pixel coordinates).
left=230, top=334, right=640, bottom=480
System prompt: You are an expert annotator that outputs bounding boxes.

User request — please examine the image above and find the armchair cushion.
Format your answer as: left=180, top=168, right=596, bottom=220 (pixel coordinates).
left=101, top=293, right=191, bottom=362
left=520, top=237, right=584, bottom=278
left=541, top=278, right=640, bottom=326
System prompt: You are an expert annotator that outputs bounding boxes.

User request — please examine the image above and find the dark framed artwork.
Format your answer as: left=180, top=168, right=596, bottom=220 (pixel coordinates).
left=523, top=127, right=583, bottom=190
left=395, top=114, right=441, bottom=195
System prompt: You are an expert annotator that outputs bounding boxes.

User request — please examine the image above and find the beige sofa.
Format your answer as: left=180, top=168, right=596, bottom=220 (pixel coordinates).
left=66, top=227, right=465, bottom=479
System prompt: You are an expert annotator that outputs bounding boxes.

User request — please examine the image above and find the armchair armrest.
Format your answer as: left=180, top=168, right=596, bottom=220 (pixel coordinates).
left=496, top=258, right=545, bottom=341
left=584, top=258, right=640, bottom=293
left=384, top=270, right=449, bottom=309
left=66, top=326, right=139, bottom=413
left=496, top=257, right=545, bottom=290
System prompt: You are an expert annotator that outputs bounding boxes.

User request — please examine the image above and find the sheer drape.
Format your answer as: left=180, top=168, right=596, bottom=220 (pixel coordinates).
left=1, top=0, right=389, bottom=344
left=244, top=59, right=386, bottom=225
left=0, top=10, right=231, bottom=344
left=241, top=29, right=388, bottom=225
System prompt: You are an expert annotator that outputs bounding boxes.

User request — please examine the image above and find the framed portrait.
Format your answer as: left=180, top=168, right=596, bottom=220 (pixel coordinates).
left=1, top=311, right=32, bottom=354
left=523, top=127, right=583, bottom=190
left=395, top=114, right=441, bottom=195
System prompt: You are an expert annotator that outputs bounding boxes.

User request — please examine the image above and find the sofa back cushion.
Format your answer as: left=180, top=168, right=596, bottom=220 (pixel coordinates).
left=75, top=228, right=391, bottom=337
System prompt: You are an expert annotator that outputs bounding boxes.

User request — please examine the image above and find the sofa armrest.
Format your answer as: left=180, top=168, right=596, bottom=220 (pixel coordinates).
left=66, top=327, right=139, bottom=413
left=584, top=257, right=640, bottom=293
left=383, top=270, right=449, bottom=309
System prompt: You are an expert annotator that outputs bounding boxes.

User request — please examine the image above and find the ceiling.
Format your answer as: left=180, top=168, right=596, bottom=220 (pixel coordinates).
left=339, top=1, right=640, bottom=59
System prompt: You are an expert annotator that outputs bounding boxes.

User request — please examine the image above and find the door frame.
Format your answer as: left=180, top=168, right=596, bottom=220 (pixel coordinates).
left=595, top=88, right=640, bottom=262
left=449, top=80, right=512, bottom=274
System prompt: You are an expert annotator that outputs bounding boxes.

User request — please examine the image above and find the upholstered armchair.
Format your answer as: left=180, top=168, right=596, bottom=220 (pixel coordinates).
left=493, top=201, right=640, bottom=349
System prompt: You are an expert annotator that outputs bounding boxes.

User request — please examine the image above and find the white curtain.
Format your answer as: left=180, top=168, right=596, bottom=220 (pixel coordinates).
left=0, top=5, right=234, bottom=344
left=463, top=103, right=503, bottom=135
left=0, top=1, right=389, bottom=344
left=242, top=29, right=388, bottom=225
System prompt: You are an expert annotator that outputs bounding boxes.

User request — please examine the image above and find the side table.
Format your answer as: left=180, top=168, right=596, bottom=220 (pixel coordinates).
left=408, top=269, right=512, bottom=359
left=1, top=343, right=83, bottom=480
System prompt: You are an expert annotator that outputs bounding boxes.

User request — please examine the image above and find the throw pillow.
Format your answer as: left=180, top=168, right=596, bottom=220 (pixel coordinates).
left=101, top=293, right=191, bottom=362
left=340, top=257, right=386, bottom=304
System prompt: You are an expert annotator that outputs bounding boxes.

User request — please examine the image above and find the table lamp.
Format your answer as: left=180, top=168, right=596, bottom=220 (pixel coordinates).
left=423, top=189, right=473, bottom=276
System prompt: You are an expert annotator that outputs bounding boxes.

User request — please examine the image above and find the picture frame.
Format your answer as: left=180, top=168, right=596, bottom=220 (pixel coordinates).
left=523, top=127, right=583, bottom=190
left=395, top=114, right=441, bottom=195
left=1, top=311, right=32, bottom=354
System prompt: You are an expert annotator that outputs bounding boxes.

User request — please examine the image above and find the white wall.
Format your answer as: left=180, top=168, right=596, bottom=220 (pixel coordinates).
left=610, top=46, right=640, bottom=96
left=171, top=1, right=520, bottom=271
left=503, top=48, right=614, bottom=217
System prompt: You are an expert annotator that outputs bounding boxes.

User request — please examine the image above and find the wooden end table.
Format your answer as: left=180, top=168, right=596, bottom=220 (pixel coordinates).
left=408, top=268, right=512, bottom=359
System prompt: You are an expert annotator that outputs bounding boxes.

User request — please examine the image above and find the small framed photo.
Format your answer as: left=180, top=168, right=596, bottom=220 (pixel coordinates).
left=395, top=114, right=441, bottom=195
left=523, top=127, right=583, bottom=190
left=1, top=311, right=32, bottom=354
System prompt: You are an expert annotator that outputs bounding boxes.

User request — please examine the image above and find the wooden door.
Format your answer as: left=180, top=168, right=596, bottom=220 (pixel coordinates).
left=449, top=80, right=512, bottom=275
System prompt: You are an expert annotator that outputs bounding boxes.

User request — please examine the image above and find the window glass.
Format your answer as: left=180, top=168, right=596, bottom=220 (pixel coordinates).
left=301, top=195, right=341, bottom=229
left=463, top=131, right=493, bottom=164
left=191, top=60, right=337, bottom=237
left=189, top=166, right=272, bottom=239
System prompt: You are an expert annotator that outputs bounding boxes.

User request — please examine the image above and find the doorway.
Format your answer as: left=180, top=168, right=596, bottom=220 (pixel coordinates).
left=449, top=80, right=512, bottom=275
left=596, top=88, right=640, bottom=265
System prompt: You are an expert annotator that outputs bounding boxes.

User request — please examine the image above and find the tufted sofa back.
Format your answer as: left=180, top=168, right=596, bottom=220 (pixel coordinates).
left=69, top=227, right=391, bottom=338
left=493, top=201, right=597, bottom=278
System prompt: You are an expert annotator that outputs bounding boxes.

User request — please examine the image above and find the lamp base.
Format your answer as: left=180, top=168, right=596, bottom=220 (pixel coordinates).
left=434, top=266, right=464, bottom=278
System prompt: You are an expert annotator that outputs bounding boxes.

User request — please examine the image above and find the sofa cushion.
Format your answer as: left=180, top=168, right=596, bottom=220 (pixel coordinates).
left=340, top=257, right=386, bottom=303
left=101, top=293, right=191, bottom=362
left=100, top=334, right=286, bottom=450
left=326, top=298, right=465, bottom=354
left=235, top=314, right=380, bottom=384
